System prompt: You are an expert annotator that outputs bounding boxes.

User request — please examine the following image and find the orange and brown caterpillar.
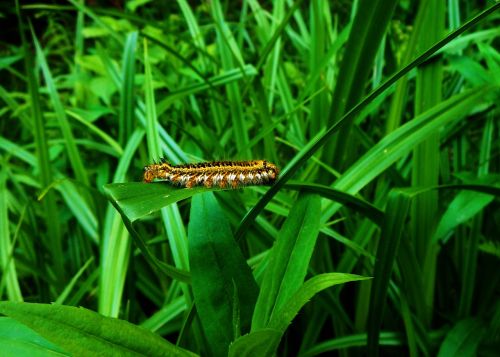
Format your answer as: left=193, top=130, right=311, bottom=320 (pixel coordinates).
left=143, top=159, right=279, bottom=189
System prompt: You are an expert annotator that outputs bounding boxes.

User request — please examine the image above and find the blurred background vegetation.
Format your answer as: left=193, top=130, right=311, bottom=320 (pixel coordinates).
left=1, top=0, right=499, bottom=356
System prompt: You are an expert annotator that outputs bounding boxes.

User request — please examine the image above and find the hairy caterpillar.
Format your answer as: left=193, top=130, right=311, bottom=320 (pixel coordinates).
left=143, top=159, right=279, bottom=189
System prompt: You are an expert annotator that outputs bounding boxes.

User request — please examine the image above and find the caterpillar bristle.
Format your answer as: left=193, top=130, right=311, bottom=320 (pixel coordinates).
left=143, top=159, right=279, bottom=188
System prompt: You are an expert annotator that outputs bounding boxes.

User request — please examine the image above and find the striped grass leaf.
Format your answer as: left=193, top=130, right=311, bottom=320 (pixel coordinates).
left=251, top=193, right=321, bottom=330
left=367, top=188, right=412, bottom=355
left=99, top=129, right=143, bottom=317
left=188, top=192, right=258, bottom=356
left=55, top=180, right=99, bottom=242
left=140, top=296, right=187, bottom=333
left=411, top=0, right=444, bottom=326
left=0, top=169, right=22, bottom=301
left=0, top=302, right=198, bottom=357
left=118, top=31, right=138, bottom=145
left=15, top=4, right=65, bottom=280
left=308, top=0, right=329, bottom=135
left=66, top=108, right=123, bottom=156
left=30, top=25, right=90, bottom=189
left=72, top=0, right=85, bottom=106
left=55, top=257, right=94, bottom=305
left=458, top=114, right=495, bottom=318
left=385, top=0, right=431, bottom=133
left=323, top=0, right=399, bottom=168
left=95, top=42, right=188, bottom=163
left=176, top=0, right=225, bottom=132
left=210, top=0, right=250, bottom=159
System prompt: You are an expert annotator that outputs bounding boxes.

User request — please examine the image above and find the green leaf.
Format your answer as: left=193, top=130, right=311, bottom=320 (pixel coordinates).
left=434, top=189, right=496, bottom=244
left=31, top=24, right=90, bottom=188
left=367, top=188, right=412, bottom=355
left=252, top=194, right=321, bottom=330
left=267, top=273, right=371, bottom=332
left=104, top=182, right=219, bottom=222
left=228, top=328, right=282, bottom=357
left=0, top=169, right=22, bottom=301
left=188, top=192, right=259, bottom=357
left=0, top=302, right=198, bottom=357
left=99, top=129, right=144, bottom=317
left=300, top=332, right=404, bottom=357
left=284, top=182, right=384, bottom=225
left=0, top=317, right=70, bottom=357
left=324, top=0, right=399, bottom=167
left=56, top=180, right=98, bottom=242
left=119, top=31, right=138, bottom=145
left=437, top=318, right=486, bottom=357
left=211, top=0, right=250, bottom=158
left=232, top=273, right=369, bottom=357
left=105, top=184, right=191, bottom=283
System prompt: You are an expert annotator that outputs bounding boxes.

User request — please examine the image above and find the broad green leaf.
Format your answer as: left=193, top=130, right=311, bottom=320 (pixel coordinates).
left=0, top=302, right=197, bottom=357
left=188, top=192, right=259, bottom=357
left=104, top=182, right=219, bottom=222
left=228, top=328, right=282, bottom=357
left=0, top=317, right=69, bottom=357
left=252, top=194, right=321, bottom=330
left=437, top=318, right=486, bottom=357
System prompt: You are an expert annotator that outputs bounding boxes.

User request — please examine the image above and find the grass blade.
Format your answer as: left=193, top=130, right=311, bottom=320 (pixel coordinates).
left=119, top=32, right=138, bottom=145
left=367, top=188, right=411, bottom=356
left=252, top=194, right=321, bottom=330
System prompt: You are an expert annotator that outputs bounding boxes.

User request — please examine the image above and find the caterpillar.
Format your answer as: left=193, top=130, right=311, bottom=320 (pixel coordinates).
left=143, top=159, right=279, bottom=189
